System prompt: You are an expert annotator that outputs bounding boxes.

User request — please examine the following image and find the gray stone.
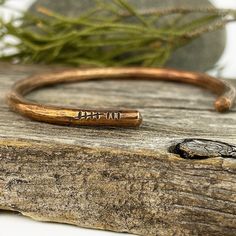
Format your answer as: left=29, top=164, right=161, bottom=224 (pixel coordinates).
left=30, top=0, right=226, bottom=72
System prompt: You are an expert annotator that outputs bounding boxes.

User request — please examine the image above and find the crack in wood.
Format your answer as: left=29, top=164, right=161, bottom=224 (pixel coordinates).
left=170, top=139, right=236, bottom=159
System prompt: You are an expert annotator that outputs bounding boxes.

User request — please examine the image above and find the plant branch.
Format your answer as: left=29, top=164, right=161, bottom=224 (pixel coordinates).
left=0, top=1, right=235, bottom=67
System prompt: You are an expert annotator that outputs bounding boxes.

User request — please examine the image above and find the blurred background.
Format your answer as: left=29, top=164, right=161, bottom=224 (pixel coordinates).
left=0, top=0, right=236, bottom=78
left=0, top=1, right=236, bottom=236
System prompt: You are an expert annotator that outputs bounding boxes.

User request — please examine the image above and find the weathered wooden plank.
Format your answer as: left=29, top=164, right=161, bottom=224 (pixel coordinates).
left=0, top=63, right=236, bottom=235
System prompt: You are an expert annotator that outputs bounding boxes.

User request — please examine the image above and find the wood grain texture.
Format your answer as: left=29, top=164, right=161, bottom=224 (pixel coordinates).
left=0, top=63, right=236, bottom=235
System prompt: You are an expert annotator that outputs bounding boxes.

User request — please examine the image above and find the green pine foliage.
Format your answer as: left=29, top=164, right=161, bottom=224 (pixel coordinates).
left=0, top=0, right=235, bottom=67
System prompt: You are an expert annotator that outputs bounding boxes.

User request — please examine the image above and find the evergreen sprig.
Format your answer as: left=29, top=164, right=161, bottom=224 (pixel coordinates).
left=0, top=0, right=235, bottom=67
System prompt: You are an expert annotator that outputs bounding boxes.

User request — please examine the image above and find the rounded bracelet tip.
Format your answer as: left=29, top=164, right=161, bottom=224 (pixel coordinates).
left=215, top=97, right=231, bottom=113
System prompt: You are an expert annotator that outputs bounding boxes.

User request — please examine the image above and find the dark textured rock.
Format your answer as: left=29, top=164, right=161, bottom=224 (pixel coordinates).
left=30, top=0, right=226, bottom=72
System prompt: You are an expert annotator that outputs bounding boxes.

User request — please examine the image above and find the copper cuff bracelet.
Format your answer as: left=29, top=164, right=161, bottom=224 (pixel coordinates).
left=7, top=67, right=236, bottom=128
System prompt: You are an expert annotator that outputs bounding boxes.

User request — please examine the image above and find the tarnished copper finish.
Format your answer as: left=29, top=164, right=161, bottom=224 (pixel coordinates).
left=6, top=67, right=236, bottom=128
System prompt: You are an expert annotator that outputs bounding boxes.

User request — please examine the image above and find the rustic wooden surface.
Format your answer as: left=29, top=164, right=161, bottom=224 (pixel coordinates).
left=0, top=63, right=236, bottom=236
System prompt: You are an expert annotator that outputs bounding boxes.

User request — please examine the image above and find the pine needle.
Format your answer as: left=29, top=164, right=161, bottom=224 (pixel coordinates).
left=0, top=0, right=235, bottom=67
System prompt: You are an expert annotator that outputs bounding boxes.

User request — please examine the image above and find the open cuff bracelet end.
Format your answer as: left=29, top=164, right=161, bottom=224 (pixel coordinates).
left=6, top=67, right=236, bottom=128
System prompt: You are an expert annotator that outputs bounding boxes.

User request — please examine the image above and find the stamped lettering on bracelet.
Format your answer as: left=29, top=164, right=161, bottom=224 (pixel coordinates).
left=106, top=112, right=121, bottom=120
left=77, top=111, right=121, bottom=120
